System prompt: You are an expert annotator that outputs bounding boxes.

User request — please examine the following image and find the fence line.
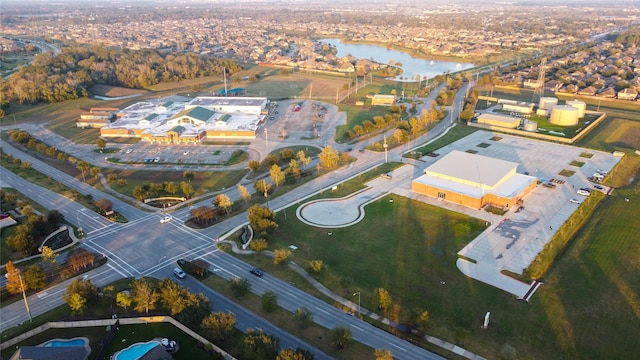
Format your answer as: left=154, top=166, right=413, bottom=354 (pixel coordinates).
left=0, top=316, right=236, bottom=360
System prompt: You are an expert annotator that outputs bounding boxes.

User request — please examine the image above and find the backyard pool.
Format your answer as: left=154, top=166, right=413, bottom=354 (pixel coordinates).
left=113, top=340, right=161, bottom=360
left=42, top=338, right=88, bottom=347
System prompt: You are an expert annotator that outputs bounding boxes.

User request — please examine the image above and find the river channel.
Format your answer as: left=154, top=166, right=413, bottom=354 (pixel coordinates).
left=319, top=38, right=475, bottom=82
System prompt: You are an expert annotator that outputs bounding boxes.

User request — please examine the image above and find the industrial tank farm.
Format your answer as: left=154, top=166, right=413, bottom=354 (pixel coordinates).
left=565, top=100, right=586, bottom=118
left=550, top=105, right=579, bottom=126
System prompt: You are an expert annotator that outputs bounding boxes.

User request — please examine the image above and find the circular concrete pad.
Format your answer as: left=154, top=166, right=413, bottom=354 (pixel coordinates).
left=297, top=198, right=364, bottom=228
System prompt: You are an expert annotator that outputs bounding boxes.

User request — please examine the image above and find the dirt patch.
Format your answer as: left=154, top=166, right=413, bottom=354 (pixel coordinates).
left=90, top=85, right=147, bottom=97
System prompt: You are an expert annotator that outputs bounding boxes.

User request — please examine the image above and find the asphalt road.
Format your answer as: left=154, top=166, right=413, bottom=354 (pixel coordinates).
left=0, top=91, right=463, bottom=359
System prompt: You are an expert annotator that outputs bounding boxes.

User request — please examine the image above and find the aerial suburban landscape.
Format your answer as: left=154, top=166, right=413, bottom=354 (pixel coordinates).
left=1, top=0, right=639, bottom=359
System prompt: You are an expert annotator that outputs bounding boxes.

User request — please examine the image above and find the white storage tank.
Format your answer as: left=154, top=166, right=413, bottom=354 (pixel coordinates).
left=539, top=97, right=558, bottom=111
left=523, top=120, right=538, bottom=132
left=565, top=100, right=586, bottom=118
left=550, top=105, right=579, bottom=126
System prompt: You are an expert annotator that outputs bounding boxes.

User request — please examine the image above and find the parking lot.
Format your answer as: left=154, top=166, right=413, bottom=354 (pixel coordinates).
left=396, top=130, right=621, bottom=297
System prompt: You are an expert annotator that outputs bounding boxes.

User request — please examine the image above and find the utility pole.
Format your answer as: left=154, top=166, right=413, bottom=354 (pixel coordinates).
left=17, top=270, right=32, bottom=323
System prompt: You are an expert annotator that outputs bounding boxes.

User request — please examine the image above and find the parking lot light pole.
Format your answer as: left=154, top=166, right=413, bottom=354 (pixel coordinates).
left=353, top=292, right=361, bottom=318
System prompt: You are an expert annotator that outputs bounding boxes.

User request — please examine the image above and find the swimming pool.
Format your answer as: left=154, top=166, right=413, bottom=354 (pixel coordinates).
left=43, top=338, right=87, bottom=347
left=113, top=340, right=161, bottom=360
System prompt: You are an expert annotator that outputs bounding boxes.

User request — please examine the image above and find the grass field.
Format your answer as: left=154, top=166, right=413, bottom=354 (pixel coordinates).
left=227, top=115, right=640, bottom=359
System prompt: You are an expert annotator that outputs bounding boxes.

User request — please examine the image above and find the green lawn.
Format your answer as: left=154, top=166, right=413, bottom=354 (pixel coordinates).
left=227, top=116, right=640, bottom=359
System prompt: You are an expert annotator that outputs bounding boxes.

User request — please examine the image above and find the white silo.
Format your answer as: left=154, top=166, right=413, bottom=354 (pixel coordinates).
left=550, top=105, right=579, bottom=126
left=566, top=100, right=586, bottom=118
left=539, top=97, right=558, bottom=111
left=522, top=120, right=538, bottom=132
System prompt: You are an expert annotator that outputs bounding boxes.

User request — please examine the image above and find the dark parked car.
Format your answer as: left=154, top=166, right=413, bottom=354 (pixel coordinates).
left=594, top=185, right=604, bottom=190
left=250, top=267, right=264, bottom=277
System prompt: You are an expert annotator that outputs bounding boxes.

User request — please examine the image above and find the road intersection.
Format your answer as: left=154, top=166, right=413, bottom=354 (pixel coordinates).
left=0, top=86, right=460, bottom=359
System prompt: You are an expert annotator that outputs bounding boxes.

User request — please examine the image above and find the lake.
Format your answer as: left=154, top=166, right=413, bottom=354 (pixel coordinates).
left=319, top=38, right=475, bottom=82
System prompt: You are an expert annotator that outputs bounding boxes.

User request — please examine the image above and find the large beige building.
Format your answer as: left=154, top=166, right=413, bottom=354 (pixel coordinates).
left=100, top=97, right=268, bottom=143
left=412, top=150, right=537, bottom=209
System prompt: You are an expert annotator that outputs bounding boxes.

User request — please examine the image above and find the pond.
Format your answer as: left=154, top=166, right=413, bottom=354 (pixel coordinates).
left=319, top=38, right=475, bottom=82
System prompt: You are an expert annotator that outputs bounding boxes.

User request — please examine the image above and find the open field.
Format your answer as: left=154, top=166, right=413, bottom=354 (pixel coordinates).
left=231, top=116, right=640, bottom=359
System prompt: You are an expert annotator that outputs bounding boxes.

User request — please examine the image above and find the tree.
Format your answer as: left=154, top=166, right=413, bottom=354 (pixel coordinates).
left=280, top=148, right=295, bottom=161
left=247, top=204, right=278, bottom=235
left=65, top=278, right=98, bottom=300
left=293, top=307, right=314, bottom=330
left=230, top=277, right=251, bottom=297
left=41, top=245, right=58, bottom=264
left=254, top=180, right=271, bottom=196
left=202, top=312, right=236, bottom=342
left=95, top=198, right=113, bottom=213
left=77, top=161, right=90, bottom=181
left=24, top=264, right=47, bottom=290
left=68, top=248, right=95, bottom=271
left=248, top=160, right=261, bottom=172
left=318, top=146, right=339, bottom=168
left=297, top=150, right=311, bottom=170
left=214, top=193, right=234, bottom=215
left=265, top=154, right=279, bottom=165
left=331, top=326, right=352, bottom=349
left=96, top=138, right=106, bottom=150
left=408, top=308, right=430, bottom=331
left=460, top=108, right=475, bottom=121
left=238, top=184, right=252, bottom=203
left=164, top=181, right=178, bottom=195
left=191, top=259, right=209, bottom=277
left=309, top=260, right=324, bottom=274
left=159, top=279, right=189, bottom=315
left=183, top=170, right=195, bottom=182
left=274, top=248, right=292, bottom=265
left=241, top=328, right=280, bottom=360
left=375, top=288, right=392, bottom=313
left=116, top=291, right=132, bottom=313
left=4, top=261, right=24, bottom=295
left=131, top=278, right=159, bottom=314
left=250, top=238, right=268, bottom=252
left=374, top=349, right=394, bottom=360
left=262, top=290, right=278, bottom=313
left=90, top=167, right=101, bottom=178
left=67, top=293, right=87, bottom=314
left=270, top=164, right=285, bottom=187
left=180, top=181, right=194, bottom=198
left=277, top=348, right=315, bottom=360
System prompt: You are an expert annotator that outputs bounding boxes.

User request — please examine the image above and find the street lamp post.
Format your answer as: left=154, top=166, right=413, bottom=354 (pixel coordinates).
left=353, top=292, right=361, bottom=318
left=76, top=209, right=83, bottom=236
left=383, top=136, right=388, bottom=163
left=264, top=128, right=268, bottom=147
left=263, top=180, right=270, bottom=210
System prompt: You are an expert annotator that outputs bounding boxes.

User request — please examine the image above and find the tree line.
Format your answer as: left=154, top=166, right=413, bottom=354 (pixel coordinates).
left=1, top=44, right=242, bottom=104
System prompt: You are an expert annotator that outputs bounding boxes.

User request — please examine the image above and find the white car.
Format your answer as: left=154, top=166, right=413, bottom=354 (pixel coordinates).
left=576, top=189, right=590, bottom=196
left=183, top=150, right=190, bottom=155
left=569, top=198, right=581, bottom=204
left=173, top=268, right=186, bottom=279
left=125, top=149, right=133, bottom=154
left=160, top=216, right=172, bottom=223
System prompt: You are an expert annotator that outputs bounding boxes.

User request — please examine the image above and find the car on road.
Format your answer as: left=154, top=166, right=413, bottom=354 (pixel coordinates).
left=125, top=149, right=133, bottom=154
left=515, top=206, right=524, bottom=213
left=569, top=198, right=581, bottom=204
left=576, top=189, right=591, bottom=196
left=160, top=216, right=172, bottom=223
left=250, top=267, right=264, bottom=277
left=345, top=147, right=352, bottom=152
left=173, top=268, right=186, bottom=279
left=594, top=185, right=604, bottom=190
left=183, top=150, right=190, bottom=155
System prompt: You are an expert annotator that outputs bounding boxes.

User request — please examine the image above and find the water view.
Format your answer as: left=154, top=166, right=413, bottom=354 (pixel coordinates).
left=319, top=38, right=475, bottom=82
